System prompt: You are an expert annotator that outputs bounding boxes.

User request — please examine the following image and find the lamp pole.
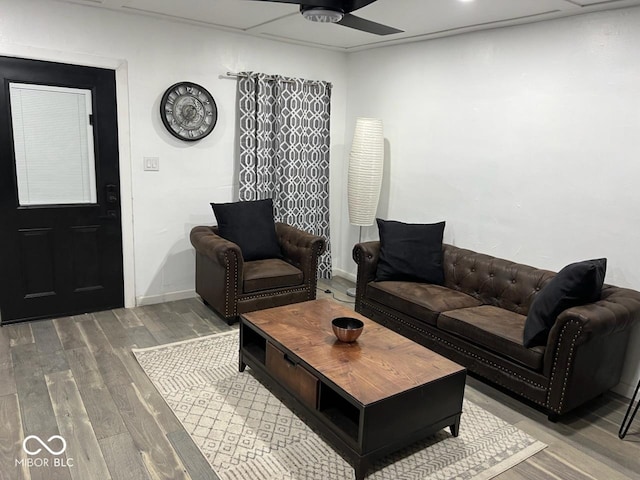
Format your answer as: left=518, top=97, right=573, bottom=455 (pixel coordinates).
left=346, top=226, right=364, bottom=297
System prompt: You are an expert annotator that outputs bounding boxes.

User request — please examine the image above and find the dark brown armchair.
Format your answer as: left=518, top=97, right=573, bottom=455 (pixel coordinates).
left=190, top=223, right=326, bottom=324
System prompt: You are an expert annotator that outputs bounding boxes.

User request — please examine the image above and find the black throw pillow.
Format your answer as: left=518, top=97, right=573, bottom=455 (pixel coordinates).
left=375, top=219, right=445, bottom=285
left=523, top=258, right=607, bottom=348
left=211, top=199, right=282, bottom=261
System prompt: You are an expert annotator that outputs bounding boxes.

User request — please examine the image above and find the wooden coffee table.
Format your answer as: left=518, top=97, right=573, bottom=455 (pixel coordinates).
left=239, top=299, right=466, bottom=480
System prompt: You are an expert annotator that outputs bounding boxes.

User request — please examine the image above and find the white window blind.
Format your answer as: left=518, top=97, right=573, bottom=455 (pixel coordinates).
left=10, top=83, right=97, bottom=206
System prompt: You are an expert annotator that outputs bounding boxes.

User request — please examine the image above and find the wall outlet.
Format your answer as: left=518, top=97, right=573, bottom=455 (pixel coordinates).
left=143, top=157, right=159, bottom=171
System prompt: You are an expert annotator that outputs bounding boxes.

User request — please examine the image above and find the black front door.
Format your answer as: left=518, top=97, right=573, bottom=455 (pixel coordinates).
left=0, top=56, right=124, bottom=324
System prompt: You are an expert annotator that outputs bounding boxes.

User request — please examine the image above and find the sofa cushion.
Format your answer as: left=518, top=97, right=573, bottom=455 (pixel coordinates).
left=243, top=259, right=303, bottom=294
left=211, top=199, right=282, bottom=261
left=438, top=305, right=545, bottom=371
left=523, top=258, right=607, bottom=348
left=375, top=219, right=445, bottom=285
left=368, top=281, right=482, bottom=326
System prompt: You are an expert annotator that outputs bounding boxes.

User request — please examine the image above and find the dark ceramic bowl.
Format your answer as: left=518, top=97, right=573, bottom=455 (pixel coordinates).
left=332, top=317, right=364, bottom=343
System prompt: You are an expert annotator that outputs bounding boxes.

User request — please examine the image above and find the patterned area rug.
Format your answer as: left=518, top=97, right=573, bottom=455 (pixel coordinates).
left=132, top=331, right=545, bottom=480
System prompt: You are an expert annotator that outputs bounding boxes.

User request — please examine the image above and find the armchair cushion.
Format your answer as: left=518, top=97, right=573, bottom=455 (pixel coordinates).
left=211, top=199, right=282, bottom=261
left=375, top=219, right=446, bottom=285
left=243, top=259, right=303, bottom=293
left=523, top=258, right=607, bottom=348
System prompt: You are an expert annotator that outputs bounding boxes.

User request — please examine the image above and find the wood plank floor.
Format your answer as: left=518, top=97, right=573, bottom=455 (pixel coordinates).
left=0, top=277, right=638, bottom=480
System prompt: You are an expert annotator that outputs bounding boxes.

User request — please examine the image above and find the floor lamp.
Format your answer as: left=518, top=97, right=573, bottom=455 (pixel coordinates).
left=346, top=117, right=384, bottom=297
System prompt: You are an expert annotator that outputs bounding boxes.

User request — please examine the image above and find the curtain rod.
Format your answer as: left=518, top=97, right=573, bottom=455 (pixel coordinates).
left=225, top=72, right=332, bottom=87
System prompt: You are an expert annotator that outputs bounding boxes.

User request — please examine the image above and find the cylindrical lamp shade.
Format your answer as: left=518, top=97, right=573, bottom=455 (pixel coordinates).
left=348, top=117, right=384, bottom=226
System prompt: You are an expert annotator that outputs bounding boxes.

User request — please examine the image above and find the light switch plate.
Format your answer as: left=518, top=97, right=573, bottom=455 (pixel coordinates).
left=143, top=157, right=159, bottom=171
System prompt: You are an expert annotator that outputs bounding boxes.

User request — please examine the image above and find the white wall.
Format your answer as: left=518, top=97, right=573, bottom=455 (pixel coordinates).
left=0, top=0, right=348, bottom=305
left=340, top=7, right=640, bottom=397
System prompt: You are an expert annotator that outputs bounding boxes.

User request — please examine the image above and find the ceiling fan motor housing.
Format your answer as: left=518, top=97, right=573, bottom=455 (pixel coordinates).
left=300, top=6, right=344, bottom=23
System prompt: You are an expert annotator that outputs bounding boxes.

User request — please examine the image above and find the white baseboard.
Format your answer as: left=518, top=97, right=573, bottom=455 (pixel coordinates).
left=136, top=289, right=197, bottom=306
left=613, top=379, right=636, bottom=399
left=332, top=268, right=356, bottom=283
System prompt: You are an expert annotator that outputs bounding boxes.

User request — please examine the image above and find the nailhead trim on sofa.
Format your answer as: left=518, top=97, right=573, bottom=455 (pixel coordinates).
left=240, top=286, right=309, bottom=302
left=546, top=320, right=582, bottom=413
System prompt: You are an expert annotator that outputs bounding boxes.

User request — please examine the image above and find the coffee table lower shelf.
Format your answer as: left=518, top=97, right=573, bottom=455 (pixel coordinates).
left=239, top=319, right=466, bottom=480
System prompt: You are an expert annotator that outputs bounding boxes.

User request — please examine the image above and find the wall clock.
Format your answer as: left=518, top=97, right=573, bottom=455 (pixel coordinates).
left=160, top=82, right=217, bottom=141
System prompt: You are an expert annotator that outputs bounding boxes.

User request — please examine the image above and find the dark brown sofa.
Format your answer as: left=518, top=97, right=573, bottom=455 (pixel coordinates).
left=353, top=241, right=640, bottom=419
left=191, top=223, right=325, bottom=323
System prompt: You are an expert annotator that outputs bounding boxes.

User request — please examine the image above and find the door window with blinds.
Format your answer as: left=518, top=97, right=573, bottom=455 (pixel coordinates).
left=9, top=83, right=97, bottom=206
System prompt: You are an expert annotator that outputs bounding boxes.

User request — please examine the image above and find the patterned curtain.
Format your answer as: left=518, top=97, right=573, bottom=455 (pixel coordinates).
left=237, top=72, right=332, bottom=278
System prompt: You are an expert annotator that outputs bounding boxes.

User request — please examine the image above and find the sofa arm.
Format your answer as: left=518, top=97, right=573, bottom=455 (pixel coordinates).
left=543, top=286, right=640, bottom=357
left=352, top=241, right=381, bottom=311
left=190, top=226, right=243, bottom=318
left=190, top=226, right=243, bottom=268
left=275, top=223, right=326, bottom=285
left=543, top=285, right=640, bottom=414
left=555, top=286, right=640, bottom=339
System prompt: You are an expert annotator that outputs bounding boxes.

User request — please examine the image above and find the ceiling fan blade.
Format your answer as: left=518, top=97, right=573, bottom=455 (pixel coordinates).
left=345, top=0, right=378, bottom=13
left=338, top=13, right=403, bottom=35
left=248, top=0, right=343, bottom=7
left=253, top=0, right=379, bottom=13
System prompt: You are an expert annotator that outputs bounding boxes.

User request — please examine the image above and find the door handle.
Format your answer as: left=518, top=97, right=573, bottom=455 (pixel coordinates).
left=106, top=184, right=118, bottom=204
left=99, top=210, right=118, bottom=220
left=101, top=184, right=119, bottom=219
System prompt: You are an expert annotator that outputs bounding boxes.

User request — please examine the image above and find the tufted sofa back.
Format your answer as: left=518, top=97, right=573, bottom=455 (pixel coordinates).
left=442, top=244, right=556, bottom=315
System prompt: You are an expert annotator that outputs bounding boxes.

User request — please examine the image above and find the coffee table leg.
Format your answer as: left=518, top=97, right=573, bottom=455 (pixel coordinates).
left=354, top=458, right=369, bottom=480
left=239, top=352, right=247, bottom=373
left=450, top=415, right=461, bottom=437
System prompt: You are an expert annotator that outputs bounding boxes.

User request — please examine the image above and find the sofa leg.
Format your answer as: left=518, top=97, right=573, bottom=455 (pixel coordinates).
left=547, top=413, right=560, bottom=423
left=225, top=316, right=239, bottom=326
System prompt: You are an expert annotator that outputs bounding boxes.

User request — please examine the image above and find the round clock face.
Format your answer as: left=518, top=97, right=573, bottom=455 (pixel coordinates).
left=160, top=82, right=217, bottom=141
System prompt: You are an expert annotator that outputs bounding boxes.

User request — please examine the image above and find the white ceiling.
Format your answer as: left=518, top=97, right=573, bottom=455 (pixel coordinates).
left=55, top=0, right=640, bottom=51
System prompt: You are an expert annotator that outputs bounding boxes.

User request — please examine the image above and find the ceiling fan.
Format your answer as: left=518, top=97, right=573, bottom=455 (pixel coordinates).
left=251, top=0, right=403, bottom=35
